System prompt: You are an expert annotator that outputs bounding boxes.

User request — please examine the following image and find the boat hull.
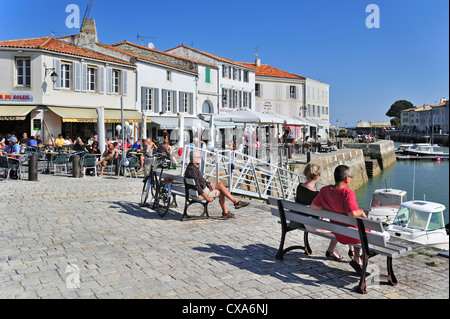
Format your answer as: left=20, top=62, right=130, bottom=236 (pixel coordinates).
left=368, top=208, right=398, bottom=224
left=386, top=225, right=449, bottom=250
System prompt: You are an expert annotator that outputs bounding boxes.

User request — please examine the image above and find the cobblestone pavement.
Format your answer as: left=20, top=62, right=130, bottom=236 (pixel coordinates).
left=0, top=173, right=448, bottom=300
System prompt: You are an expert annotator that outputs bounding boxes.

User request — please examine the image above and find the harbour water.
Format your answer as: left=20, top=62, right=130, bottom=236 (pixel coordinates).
left=355, top=142, right=449, bottom=224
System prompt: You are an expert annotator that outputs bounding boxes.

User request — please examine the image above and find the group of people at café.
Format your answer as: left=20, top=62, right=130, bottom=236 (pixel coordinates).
left=1, top=130, right=180, bottom=178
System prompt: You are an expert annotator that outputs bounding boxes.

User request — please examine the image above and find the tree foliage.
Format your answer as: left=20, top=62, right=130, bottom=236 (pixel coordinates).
left=386, top=100, right=414, bottom=119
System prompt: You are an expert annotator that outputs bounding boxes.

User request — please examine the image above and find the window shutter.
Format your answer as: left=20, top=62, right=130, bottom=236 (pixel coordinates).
left=53, top=58, right=61, bottom=90
left=189, top=93, right=194, bottom=115
left=205, top=67, right=210, bottom=83
left=154, top=88, right=160, bottom=113
left=259, top=84, right=263, bottom=98
left=179, top=92, right=184, bottom=112
left=106, top=67, right=112, bottom=95
left=141, top=87, right=147, bottom=112
left=172, top=91, right=177, bottom=114
left=161, top=89, right=167, bottom=113
left=99, top=66, right=105, bottom=94
left=287, top=86, right=290, bottom=99
left=74, top=62, right=81, bottom=92
left=296, top=86, right=299, bottom=100
left=81, top=63, right=87, bottom=92
left=240, top=91, right=243, bottom=108
left=122, top=70, right=128, bottom=96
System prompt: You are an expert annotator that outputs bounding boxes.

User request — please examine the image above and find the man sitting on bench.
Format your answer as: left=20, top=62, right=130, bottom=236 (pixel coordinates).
left=311, top=165, right=368, bottom=275
left=184, top=150, right=249, bottom=218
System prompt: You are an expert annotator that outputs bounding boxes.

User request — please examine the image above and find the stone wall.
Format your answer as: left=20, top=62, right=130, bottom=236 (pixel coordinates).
left=343, top=140, right=396, bottom=170
left=291, top=149, right=369, bottom=191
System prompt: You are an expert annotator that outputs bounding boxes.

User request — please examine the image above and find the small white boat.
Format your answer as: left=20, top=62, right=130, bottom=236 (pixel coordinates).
left=386, top=200, right=449, bottom=250
left=402, top=144, right=449, bottom=157
left=395, top=144, right=414, bottom=154
left=367, top=188, right=407, bottom=224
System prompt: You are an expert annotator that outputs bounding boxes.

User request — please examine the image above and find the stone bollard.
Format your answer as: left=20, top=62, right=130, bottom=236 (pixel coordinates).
left=28, top=154, right=38, bottom=181
left=72, top=155, right=82, bottom=178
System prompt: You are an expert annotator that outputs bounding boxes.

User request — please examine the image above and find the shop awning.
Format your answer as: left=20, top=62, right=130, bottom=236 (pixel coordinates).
left=104, top=109, right=150, bottom=123
left=47, top=106, right=98, bottom=123
left=46, top=107, right=150, bottom=124
left=0, top=105, right=37, bottom=120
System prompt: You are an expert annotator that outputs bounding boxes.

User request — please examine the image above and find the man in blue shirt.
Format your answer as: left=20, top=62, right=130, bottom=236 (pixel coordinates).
left=5, top=136, right=21, bottom=154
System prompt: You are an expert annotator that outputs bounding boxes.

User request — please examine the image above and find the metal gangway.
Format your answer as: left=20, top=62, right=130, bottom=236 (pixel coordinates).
left=180, top=146, right=322, bottom=201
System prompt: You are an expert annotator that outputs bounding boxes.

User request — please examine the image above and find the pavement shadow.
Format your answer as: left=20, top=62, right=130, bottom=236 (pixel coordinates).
left=194, top=243, right=359, bottom=288
left=110, top=201, right=183, bottom=221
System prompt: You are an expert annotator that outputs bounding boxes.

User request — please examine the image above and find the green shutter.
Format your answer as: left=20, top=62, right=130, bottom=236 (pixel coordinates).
left=205, top=67, right=211, bottom=83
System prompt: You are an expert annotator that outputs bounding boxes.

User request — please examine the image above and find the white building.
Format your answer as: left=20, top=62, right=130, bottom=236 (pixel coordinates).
left=60, top=19, right=207, bottom=142
left=239, top=60, right=305, bottom=139
left=400, top=104, right=432, bottom=132
left=103, top=41, right=202, bottom=141
left=431, top=99, right=449, bottom=134
left=165, top=45, right=256, bottom=114
left=305, top=78, right=330, bottom=139
left=0, top=34, right=137, bottom=146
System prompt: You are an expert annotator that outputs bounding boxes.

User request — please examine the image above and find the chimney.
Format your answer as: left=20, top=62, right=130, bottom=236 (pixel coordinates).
left=255, top=58, right=261, bottom=67
left=78, top=19, right=98, bottom=45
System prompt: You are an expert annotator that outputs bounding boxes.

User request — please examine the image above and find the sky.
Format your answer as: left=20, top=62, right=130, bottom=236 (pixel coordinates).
left=0, top=0, right=448, bottom=127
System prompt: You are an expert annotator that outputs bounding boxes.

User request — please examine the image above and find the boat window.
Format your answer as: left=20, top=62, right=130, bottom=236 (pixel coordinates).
left=393, top=207, right=410, bottom=226
left=408, top=210, right=430, bottom=231
left=372, top=193, right=403, bottom=207
left=427, top=211, right=445, bottom=231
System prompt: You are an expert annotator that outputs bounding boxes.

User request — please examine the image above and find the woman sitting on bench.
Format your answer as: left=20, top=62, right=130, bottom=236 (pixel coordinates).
left=295, top=163, right=342, bottom=261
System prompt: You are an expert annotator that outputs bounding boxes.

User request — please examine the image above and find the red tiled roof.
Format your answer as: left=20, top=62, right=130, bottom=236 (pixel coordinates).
left=0, top=37, right=134, bottom=66
left=165, top=44, right=253, bottom=69
left=111, top=41, right=200, bottom=64
left=239, top=62, right=305, bottom=80
left=98, top=42, right=198, bottom=74
left=430, top=102, right=447, bottom=108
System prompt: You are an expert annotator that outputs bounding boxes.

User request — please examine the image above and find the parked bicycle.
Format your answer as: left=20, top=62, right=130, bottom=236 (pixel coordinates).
left=140, top=153, right=173, bottom=217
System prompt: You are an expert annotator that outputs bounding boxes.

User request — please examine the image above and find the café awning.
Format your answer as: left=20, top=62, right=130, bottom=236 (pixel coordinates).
left=104, top=109, right=150, bottom=123
left=0, top=105, right=37, bottom=120
left=47, top=106, right=150, bottom=124
left=47, top=106, right=98, bottom=123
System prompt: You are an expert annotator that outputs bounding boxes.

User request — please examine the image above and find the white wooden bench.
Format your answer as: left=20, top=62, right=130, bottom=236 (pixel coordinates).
left=268, top=196, right=412, bottom=294
left=161, top=172, right=210, bottom=221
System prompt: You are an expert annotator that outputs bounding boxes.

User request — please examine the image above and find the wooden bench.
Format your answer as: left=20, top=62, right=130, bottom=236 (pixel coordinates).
left=161, top=172, right=209, bottom=221
left=268, top=196, right=412, bottom=294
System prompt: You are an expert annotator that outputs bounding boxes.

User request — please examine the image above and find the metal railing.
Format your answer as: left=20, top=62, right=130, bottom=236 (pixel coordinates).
left=181, top=146, right=324, bottom=201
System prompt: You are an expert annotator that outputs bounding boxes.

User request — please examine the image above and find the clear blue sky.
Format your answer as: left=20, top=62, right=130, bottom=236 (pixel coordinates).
left=1, top=0, right=448, bottom=127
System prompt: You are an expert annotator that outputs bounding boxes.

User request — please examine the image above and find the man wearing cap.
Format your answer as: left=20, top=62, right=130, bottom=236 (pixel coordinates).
left=5, top=136, right=21, bottom=155
left=4, top=136, right=21, bottom=179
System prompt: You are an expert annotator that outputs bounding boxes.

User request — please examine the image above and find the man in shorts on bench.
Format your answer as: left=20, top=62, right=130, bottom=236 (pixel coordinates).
left=185, top=150, right=249, bottom=218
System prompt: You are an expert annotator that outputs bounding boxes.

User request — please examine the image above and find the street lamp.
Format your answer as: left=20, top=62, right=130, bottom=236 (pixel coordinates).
left=43, top=63, right=58, bottom=84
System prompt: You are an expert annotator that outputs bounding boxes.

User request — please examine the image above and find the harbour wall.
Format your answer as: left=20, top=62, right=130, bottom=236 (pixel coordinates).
left=343, top=140, right=397, bottom=170
left=291, top=140, right=396, bottom=190
left=292, top=149, right=369, bottom=191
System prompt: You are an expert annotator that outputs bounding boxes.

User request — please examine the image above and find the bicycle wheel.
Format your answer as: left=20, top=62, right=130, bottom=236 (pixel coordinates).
left=140, top=177, right=151, bottom=207
left=156, top=181, right=171, bottom=217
